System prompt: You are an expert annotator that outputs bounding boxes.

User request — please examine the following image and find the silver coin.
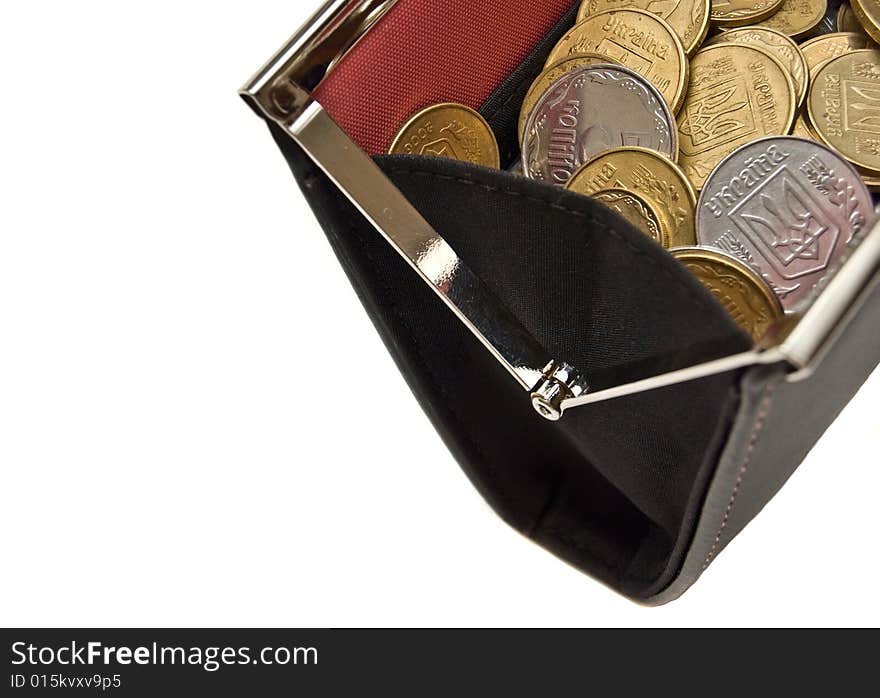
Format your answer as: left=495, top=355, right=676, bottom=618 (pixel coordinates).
left=521, top=64, right=677, bottom=187
left=696, top=136, right=873, bottom=312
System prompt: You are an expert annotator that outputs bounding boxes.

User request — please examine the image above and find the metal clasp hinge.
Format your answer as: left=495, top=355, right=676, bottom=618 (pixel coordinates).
left=531, top=362, right=589, bottom=421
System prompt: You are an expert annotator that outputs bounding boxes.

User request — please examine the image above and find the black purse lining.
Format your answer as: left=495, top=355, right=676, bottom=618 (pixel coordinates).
left=270, top=3, right=755, bottom=597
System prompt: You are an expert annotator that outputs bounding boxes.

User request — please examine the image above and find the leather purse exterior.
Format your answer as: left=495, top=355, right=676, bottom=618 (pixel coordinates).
left=247, top=0, right=880, bottom=603
left=269, top=127, right=879, bottom=602
left=652, top=283, right=880, bottom=603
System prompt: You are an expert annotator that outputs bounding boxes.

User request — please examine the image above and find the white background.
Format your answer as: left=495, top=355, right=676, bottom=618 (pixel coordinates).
left=1, top=1, right=878, bottom=628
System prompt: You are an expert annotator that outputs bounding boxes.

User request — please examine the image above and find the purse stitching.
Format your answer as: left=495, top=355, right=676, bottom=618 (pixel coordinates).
left=387, top=166, right=727, bottom=322
left=701, top=382, right=777, bottom=571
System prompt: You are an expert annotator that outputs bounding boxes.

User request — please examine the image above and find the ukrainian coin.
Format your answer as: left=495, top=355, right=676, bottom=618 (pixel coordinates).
left=752, top=0, right=829, bottom=39
left=808, top=49, right=880, bottom=171
left=389, top=103, right=500, bottom=168
left=545, top=9, right=690, bottom=112
left=518, top=53, right=615, bottom=146
left=594, top=188, right=667, bottom=243
left=800, top=34, right=879, bottom=184
left=672, top=248, right=783, bottom=341
left=800, top=31, right=875, bottom=76
left=678, top=44, right=797, bottom=190
left=707, top=27, right=809, bottom=106
left=576, top=0, right=711, bottom=55
left=799, top=33, right=875, bottom=154
left=710, top=0, right=786, bottom=27
left=522, top=64, right=678, bottom=186
left=793, top=109, right=880, bottom=186
left=852, top=0, right=880, bottom=42
left=696, top=136, right=873, bottom=311
left=566, top=147, right=697, bottom=246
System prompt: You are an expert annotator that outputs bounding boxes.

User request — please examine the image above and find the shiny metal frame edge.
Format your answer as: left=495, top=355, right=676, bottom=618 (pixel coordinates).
left=240, top=0, right=880, bottom=420
left=240, top=0, right=588, bottom=420
left=288, top=101, right=587, bottom=417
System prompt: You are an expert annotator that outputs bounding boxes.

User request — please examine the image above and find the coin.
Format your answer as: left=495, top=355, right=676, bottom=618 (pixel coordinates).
left=545, top=9, right=689, bottom=113
left=695, top=136, right=873, bottom=311
left=388, top=103, right=500, bottom=168
left=808, top=49, right=880, bottom=172
left=707, top=26, right=809, bottom=107
left=576, top=0, right=711, bottom=55
left=518, top=53, right=615, bottom=146
left=851, top=0, right=880, bottom=42
left=751, top=0, right=829, bottom=40
left=522, top=64, right=679, bottom=186
left=792, top=33, right=867, bottom=143
left=566, top=147, right=697, bottom=247
left=678, top=44, right=797, bottom=190
left=710, top=0, right=786, bottom=27
left=672, top=248, right=783, bottom=342
left=800, top=31, right=875, bottom=76
left=793, top=108, right=880, bottom=186
left=594, top=188, right=667, bottom=243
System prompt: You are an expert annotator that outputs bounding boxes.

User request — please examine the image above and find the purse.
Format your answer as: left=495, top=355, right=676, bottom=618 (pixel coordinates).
left=241, top=0, right=880, bottom=603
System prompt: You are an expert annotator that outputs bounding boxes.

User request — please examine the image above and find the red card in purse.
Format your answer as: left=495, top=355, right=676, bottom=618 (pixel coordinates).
left=313, top=0, right=575, bottom=155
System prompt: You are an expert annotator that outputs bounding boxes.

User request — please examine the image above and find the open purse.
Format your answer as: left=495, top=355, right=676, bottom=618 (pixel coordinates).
left=241, top=0, right=880, bottom=604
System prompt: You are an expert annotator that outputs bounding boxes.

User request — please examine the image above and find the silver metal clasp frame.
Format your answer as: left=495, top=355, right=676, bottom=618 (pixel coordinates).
left=241, top=0, right=880, bottom=420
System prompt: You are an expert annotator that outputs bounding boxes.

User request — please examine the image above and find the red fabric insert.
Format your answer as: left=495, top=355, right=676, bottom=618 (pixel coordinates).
left=313, top=0, right=575, bottom=155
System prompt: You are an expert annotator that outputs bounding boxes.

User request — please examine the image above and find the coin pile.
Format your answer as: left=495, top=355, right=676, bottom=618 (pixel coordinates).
left=390, top=1, right=880, bottom=342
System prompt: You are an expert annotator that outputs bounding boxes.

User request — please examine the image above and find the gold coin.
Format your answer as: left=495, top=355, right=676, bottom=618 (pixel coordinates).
left=751, top=0, right=829, bottom=39
left=707, top=26, right=809, bottom=106
left=576, top=0, right=711, bottom=55
left=672, top=247, right=783, bottom=342
left=545, top=9, right=690, bottom=112
left=793, top=108, right=880, bottom=187
left=518, top=53, right=616, bottom=146
left=852, top=0, right=880, bottom=43
left=593, top=189, right=667, bottom=244
left=709, top=0, right=785, bottom=27
left=808, top=48, right=880, bottom=172
left=799, top=33, right=877, bottom=171
left=800, top=32, right=876, bottom=77
left=566, top=147, right=697, bottom=247
left=389, top=103, right=500, bottom=168
left=677, top=44, right=797, bottom=190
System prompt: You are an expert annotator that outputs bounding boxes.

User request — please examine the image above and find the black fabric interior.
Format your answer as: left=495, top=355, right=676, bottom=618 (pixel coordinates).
left=266, top=3, right=759, bottom=597
left=274, top=128, right=751, bottom=596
